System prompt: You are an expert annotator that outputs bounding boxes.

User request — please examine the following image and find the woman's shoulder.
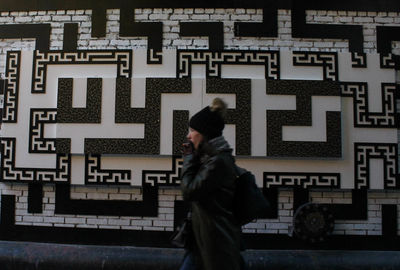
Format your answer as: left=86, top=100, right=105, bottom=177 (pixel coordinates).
left=206, top=151, right=235, bottom=173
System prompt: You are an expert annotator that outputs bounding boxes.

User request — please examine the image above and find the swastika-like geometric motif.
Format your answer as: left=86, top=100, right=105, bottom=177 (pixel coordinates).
left=292, top=52, right=338, bottom=81
left=266, top=79, right=342, bottom=158
left=29, top=109, right=57, bottom=153
left=380, top=53, right=396, bottom=69
left=351, top=52, right=367, bottom=68
left=177, top=50, right=280, bottom=79
left=355, top=143, right=398, bottom=189
left=264, top=173, right=341, bottom=189
left=341, top=82, right=397, bottom=127
left=144, top=157, right=183, bottom=187
left=32, top=50, right=132, bottom=93
left=85, top=154, right=131, bottom=185
left=147, top=49, right=163, bottom=64
left=2, top=51, right=21, bottom=123
left=87, top=77, right=191, bottom=154
left=0, top=138, right=70, bottom=182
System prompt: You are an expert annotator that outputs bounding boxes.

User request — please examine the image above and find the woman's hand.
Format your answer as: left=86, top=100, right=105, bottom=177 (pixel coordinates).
left=182, top=141, right=194, bottom=155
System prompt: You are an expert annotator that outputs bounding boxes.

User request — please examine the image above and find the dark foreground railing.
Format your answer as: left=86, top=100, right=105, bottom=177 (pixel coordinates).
left=0, top=240, right=399, bottom=270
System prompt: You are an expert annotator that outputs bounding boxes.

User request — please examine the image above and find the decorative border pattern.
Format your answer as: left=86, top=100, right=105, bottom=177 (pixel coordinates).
left=53, top=156, right=184, bottom=216
left=1, top=138, right=70, bottom=182
left=354, top=143, right=398, bottom=189
left=143, top=156, right=183, bottom=187
left=2, top=51, right=21, bottom=123
left=29, top=109, right=57, bottom=153
left=177, top=50, right=280, bottom=79
left=85, top=154, right=131, bottom=185
left=264, top=172, right=341, bottom=188
left=341, top=82, right=397, bottom=127
left=292, top=51, right=338, bottom=81
left=2, top=190, right=398, bottom=250
left=32, top=50, right=132, bottom=93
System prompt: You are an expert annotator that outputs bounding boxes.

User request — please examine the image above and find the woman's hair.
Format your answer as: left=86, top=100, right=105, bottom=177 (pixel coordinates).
left=209, top=97, right=227, bottom=118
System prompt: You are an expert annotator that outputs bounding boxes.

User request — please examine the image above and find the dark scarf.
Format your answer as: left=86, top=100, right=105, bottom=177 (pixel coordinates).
left=197, top=136, right=232, bottom=163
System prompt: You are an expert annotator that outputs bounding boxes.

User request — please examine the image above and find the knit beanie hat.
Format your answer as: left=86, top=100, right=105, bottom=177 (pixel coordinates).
left=189, top=98, right=227, bottom=140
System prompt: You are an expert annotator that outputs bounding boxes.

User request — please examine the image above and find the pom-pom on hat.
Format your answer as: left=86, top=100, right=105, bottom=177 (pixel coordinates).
left=189, top=98, right=227, bottom=140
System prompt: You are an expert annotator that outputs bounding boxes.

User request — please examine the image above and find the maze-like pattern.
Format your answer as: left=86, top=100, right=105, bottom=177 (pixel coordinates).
left=144, top=157, right=183, bottom=187
left=0, top=3, right=398, bottom=247
left=264, top=173, right=341, bottom=189
left=341, top=82, right=397, bottom=127
left=177, top=50, right=280, bottom=79
left=1, top=138, right=70, bottom=182
left=292, top=52, right=338, bottom=81
left=85, top=154, right=131, bottom=185
left=2, top=51, right=21, bottom=123
left=32, top=50, right=132, bottom=93
left=0, top=50, right=397, bottom=193
left=29, top=109, right=57, bottom=153
left=355, top=143, right=398, bottom=189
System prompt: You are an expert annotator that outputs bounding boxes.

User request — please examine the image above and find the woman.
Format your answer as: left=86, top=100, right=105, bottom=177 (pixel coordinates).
left=179, top=98, right=244, bottom=270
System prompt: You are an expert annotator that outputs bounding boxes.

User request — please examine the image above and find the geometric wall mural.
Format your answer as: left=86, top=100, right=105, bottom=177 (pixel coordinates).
left=0, top=0, right=399, bottom=251
left=1, top=50, right=398, bottom=190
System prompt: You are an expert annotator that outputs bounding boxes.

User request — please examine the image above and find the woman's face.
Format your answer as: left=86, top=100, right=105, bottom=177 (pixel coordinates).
left=187, top=128, right=204, bottom=150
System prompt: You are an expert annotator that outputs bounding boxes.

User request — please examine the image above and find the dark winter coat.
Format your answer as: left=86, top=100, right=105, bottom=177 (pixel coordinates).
left=181, top=136, right=242, bottom=270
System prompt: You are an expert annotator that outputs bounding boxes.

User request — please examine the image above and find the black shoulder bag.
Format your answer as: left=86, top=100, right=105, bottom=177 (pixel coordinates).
left=233, top=166, right=270, bottom=225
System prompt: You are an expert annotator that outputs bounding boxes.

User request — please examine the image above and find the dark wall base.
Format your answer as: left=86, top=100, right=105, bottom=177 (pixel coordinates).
left=0, top=223, right=398, bottom=251
left=0, top=241, right=399, bottom=270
